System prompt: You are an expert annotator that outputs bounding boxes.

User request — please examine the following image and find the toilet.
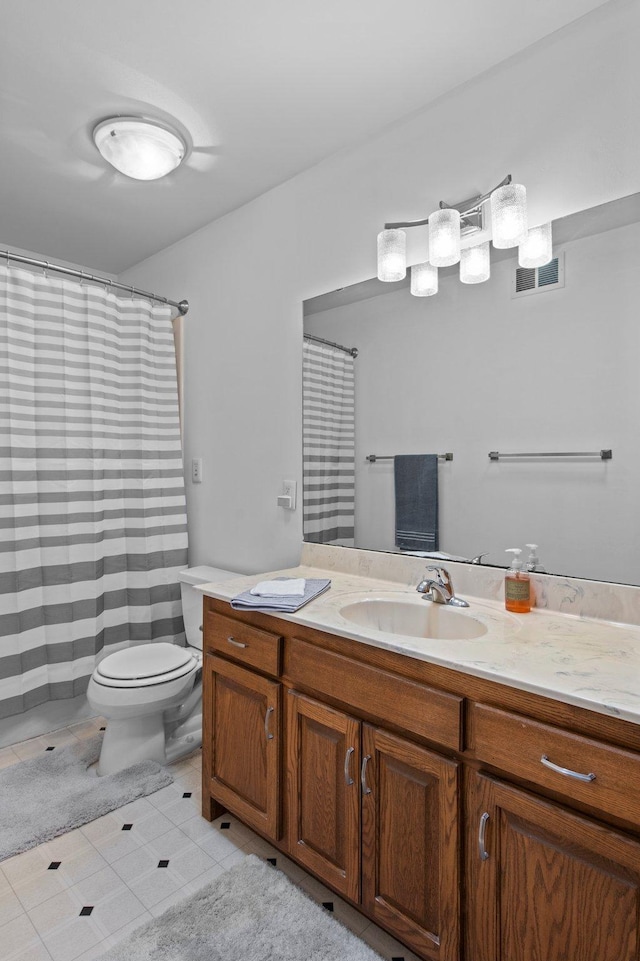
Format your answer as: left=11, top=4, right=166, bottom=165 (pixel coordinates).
left=87, top=565, right=238, bottom=775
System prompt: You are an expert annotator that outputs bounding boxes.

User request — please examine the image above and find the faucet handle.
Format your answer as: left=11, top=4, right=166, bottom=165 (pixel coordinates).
left=425, top=565, right=454, bottom=593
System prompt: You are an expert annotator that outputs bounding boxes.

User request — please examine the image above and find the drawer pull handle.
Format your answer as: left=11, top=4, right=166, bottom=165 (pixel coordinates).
left=361, top=754, right=372, bottom=795
left=540, top=754, right=596, bottom=782
left=227, top=636, right=247, bottom=649
left=344, top=746, right=355, bottom=786
left=478, top=812, right=490, bottom=861
left=264, top=706, right=274, bottom=740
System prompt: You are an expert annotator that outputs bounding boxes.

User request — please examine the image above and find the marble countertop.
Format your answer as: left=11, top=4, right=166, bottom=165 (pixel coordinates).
left=198, top=564, right=640, bottom=727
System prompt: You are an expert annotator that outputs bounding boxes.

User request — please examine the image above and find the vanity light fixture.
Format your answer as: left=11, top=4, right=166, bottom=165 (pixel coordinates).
left=518, top=222, right=553, bottom=268
left=410, top=261, right=438, bottom=296
left=428, top=208, right=461, bottom=267
left=460, top=241, right=491, bottom=284
left=92, top=116, right=186, bottom=181
left=376, top=174, right=546, bottom=298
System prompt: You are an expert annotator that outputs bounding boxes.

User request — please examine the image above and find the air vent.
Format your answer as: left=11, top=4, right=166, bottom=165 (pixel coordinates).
left=512, top=252, right=564, bottom=298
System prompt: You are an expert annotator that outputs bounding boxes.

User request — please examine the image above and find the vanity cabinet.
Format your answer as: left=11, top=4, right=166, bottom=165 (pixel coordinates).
left=286, top=692, right=361, bottom=901
left=202, top=612, right=284, bottom=839
left=360, top=724, right=459, bottom=961
left=466, top=773, right=640, bottom=961
left=201, top=597, right=640, bottom=961
left=286, top=692, right=460, bottom=961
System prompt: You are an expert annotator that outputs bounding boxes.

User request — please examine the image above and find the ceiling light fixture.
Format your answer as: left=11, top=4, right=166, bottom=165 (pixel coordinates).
left=377, top=175, right=551, bottom=297
left=93, top=116, right=186, bottom=181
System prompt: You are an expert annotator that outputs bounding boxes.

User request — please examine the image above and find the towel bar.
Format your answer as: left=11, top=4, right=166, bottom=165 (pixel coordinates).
left=367, top=452, right=453, bottom=463
left=488, top=449, right=612, bottom=461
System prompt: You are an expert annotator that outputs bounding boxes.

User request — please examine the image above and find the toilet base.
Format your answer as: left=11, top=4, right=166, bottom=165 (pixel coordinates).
left=97, top=714, right=166, bottom=776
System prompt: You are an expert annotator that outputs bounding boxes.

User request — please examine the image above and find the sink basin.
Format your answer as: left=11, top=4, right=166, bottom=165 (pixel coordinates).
left=339, top=596, right=488, bottom=640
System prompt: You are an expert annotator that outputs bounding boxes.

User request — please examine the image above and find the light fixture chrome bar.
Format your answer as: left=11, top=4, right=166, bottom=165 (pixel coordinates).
left=384, top=174, right=512, bottom=231
left=384, top=215, right=431, bottom=230
left=304, top=333, right=358, bottom=358
left=1, top=249, right=189, bottom=315
left=488, top=449, right=612, bottom=461
left=367, top=452, right=453, bottom=462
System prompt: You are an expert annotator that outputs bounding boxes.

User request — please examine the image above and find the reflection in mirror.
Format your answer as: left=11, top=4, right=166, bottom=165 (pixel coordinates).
left=303, top=193, right=640, bottom=586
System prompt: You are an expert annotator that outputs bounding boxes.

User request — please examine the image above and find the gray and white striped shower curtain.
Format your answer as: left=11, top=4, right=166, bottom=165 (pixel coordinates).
left=0, top=266, right=188, bottom=719
left=302, top=339, right=355, bottom=545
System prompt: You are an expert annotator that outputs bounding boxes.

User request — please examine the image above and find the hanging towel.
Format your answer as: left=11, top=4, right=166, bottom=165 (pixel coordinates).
left=231, top=578, right=331, bottom=612
left=394, top=454, right=439, bottom=552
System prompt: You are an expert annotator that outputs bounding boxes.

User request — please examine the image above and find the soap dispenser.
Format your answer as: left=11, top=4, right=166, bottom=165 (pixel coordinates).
left=504, top=548, right=531, bottom=613
left=525, top=544, right=545, bottom=573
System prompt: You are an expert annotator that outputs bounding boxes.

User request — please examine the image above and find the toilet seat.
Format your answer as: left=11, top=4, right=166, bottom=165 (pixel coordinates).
left=94, top=643, right=198, bottom=689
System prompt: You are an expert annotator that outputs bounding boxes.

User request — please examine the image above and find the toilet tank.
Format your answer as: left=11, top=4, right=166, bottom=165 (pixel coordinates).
left=178, top=566, right=239, bottom=650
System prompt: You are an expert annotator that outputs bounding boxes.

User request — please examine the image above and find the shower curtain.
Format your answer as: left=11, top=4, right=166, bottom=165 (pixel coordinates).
left=0, top=265, right=188, bottom=719
left=302, top=338, right=355, bottom=545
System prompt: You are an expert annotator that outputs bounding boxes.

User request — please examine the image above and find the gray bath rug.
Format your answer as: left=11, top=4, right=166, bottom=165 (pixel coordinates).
left=0, top=733, right=173, bottom=861
left=98, top=854, right=384, bottom=961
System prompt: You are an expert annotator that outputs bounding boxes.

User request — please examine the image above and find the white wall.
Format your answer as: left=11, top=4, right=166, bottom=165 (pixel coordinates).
left=120, top=0, right=640, bottom=576
left=305, top=221, right=640, bottom=583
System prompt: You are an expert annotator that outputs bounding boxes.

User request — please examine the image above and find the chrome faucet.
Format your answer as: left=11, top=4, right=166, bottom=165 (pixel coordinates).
left=416, top=566, right=469, bottom=608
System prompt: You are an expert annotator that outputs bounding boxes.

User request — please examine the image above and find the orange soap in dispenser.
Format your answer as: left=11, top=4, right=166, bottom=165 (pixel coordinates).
left=504, top=548, right=531, bottom=613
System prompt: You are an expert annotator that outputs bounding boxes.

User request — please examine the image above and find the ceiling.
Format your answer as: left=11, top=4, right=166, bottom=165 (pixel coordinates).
left=0, top=0, right=611, bottom=274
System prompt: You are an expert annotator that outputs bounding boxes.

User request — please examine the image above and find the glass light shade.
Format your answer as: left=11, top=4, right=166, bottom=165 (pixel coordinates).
left=490, top=183, right=528, bottom=248
left=460, top=242, right=490, bottom=284
left=93, top=117, right=186, bottom=181
left=410, top=261, right=438, bottom=296
left=377, top=229, right=407, bottom=281
left=429, top=208, right=461, bottom=267
left=519, top=222, right=553, bottom=268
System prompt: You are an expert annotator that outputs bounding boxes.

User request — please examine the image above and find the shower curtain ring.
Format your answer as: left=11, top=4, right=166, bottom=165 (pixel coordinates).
left=130, top=286, right=135, bottom=300
left=44, top=261, right=49, bottom=279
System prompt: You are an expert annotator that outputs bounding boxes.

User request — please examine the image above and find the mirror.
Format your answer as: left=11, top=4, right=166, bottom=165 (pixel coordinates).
left=303, top=193, right=640, bottom=586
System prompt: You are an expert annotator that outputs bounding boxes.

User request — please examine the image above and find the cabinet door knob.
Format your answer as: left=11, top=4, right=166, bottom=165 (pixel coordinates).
left=360, top=754, right=372, bottom=795
left=227, top=635, right=247, bottom=649
left=264, top=706, right=274, bottom=740
left=344, top=746, right=355, bottom=785
left=540, top=754, right=596, bottom=782
left=478, top=812, right=490, bottom=861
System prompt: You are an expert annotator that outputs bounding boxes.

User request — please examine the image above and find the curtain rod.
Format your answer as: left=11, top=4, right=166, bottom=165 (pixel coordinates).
left=1, top=249, right=189, bottom=315
left=304, top=333, right=358, bottom=358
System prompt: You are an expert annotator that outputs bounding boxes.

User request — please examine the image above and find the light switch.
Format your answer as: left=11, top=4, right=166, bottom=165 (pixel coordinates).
left=191, top=457, right=203, bottom=483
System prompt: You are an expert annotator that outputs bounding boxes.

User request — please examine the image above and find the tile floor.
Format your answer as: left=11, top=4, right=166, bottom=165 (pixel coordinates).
left=1, top=719, right=421, bottom=961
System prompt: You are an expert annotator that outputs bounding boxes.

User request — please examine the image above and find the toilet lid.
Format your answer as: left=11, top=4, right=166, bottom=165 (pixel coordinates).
left=97, top=643, right=195, bottom=682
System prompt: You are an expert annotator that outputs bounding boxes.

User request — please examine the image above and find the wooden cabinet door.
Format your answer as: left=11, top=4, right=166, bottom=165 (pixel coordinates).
left=361, top=725, right=460, bottom=961
left=467, top=772, right=640, bottom=961
left=287, top=691, right=361, bottom=901
left=204, top=655, right=281, bottom=839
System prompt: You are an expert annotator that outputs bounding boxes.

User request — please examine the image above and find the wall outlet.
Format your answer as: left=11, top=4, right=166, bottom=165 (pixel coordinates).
left=281, top=479, right=297, bottom=510
left=191, top=457, right=203, bottom=483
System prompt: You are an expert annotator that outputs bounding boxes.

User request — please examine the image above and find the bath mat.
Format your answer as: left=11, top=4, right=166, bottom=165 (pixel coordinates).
left=0, top=734, right=173, bottom=861
left=98, top=854, right=383, bottom=961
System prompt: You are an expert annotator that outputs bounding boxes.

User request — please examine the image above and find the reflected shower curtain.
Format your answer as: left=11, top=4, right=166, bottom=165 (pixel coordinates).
left=302, top=339, right=355, bottom=545
left=0, top=266, right=188, bottom=718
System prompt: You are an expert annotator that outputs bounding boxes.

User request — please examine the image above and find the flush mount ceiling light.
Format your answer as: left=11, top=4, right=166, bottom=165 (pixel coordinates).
left=92, top=117, right=186, bottom=181
left=376, top=174, right=551, bottom=298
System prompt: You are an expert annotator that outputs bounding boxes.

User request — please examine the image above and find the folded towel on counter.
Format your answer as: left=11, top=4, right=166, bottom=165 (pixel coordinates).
left=250, top=578, right=306, bottom=597
left=231, top=578, right=331, bottom=612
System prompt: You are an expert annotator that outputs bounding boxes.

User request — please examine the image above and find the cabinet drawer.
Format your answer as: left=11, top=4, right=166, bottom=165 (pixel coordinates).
left=470, top=703, right=640, bottom=823
left=285, top=637, right=462, bottom=751
left=204, top=612, right=282, bottom=676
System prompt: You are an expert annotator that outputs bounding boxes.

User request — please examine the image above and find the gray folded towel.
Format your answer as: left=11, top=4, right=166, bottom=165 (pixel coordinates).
left=394, top=454, right=439, bottom=552
left=231, top=577, right=331, bottom=612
